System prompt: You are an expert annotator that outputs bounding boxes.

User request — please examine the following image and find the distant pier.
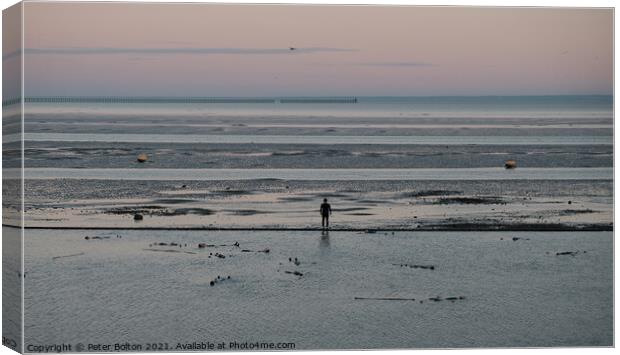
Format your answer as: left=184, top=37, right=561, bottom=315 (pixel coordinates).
left=2, top=96, right=359, bottom=106
left=279, top=97, right=358, bottom=104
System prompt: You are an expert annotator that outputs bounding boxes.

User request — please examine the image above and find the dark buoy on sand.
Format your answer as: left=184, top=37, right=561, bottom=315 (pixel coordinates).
left=137, top=153, right=148, bottom=163
left=504, top=159, right=517, bottom=169
left=134, top=214, right=144, bottom=221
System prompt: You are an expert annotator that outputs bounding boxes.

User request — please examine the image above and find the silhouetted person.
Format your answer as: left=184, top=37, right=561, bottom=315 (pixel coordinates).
left=320, top=198, right=332, bottom=229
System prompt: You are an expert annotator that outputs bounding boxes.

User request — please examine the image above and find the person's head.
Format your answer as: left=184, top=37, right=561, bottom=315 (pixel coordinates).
left=323, top=198, right=327, bottom=203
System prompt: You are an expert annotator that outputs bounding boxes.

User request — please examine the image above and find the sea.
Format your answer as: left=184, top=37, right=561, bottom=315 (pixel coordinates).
left=2, top=95, right=614, bottom=349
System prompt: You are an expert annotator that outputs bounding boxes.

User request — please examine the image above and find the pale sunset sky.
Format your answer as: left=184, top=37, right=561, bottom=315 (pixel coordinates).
left=13, top=3, right=614, bottom=96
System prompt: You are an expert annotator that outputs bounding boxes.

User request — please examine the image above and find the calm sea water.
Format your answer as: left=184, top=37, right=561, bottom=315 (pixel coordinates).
left=12, top=167, right=614, bottom=181
left=21, top=95, right=614, bottom=119
left=10, top=133, right=614, bottom=145
left=20, top=228, right=612, bottom=348
left=11, top=95, right=614, bottom=174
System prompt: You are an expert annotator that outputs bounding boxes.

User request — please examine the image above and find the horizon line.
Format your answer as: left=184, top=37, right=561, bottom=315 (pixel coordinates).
left=5, top=94, right=613, bottom=99
left=3, top=94, right=613, bottom=107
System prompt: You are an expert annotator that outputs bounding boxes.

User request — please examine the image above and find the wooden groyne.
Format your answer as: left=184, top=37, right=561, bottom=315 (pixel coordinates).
left=2, top=97, right=21, bottom=107
left=24, top=97, right=276, bottom=104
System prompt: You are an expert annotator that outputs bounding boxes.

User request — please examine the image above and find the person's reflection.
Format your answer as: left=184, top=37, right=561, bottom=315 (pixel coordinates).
left=320, top=229, right=330, bottom=249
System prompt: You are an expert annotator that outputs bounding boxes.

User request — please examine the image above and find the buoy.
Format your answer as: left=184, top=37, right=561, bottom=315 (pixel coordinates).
left=137, top=153, right=148, bottom=163
left=505, top=159, right=517, bottom=169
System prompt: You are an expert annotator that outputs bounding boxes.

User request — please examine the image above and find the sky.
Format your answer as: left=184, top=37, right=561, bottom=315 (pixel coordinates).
left=10, top=3, right=614, bottom=96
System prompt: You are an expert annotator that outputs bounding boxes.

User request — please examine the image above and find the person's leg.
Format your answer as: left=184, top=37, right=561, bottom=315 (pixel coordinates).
left=322, top=215, right=326, bottom=228
left=326, top=215, right=329, bottom=228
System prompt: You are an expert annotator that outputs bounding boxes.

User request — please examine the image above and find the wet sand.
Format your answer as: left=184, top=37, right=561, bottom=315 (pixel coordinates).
left=10, top=179, right=612, bottom=231
left=19, top=227, right=612, bottom=348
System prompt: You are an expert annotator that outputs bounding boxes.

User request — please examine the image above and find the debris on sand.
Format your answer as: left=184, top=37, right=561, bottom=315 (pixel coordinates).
left=354, top=297, right=416, bottom=301
left=52, top=252, right=85, bottom=260
left=511, top=237, right=530, bottom=241
left=393, top=263, right=435, bottom=270
left=558, top=209, right=594, bottom=216
left=354, top=296, right=465, bottom=303
left=241, top=248, right=270, bottom=253
left=284, top=270, right=303, bottom=277
left=199, top=243, right=217, bottom=248
left=85, top=236, right=111, bottom=240
left=428, top=296, right=465, bottom=302
left=198, top=242, right=239, bottom=249
left=149, top=242, right=189, bottom=248
left=134, top=214, right=144, bottom=221
left=555, top=251, right=585, bottom=257
left=284, top=257, right=301, bottom=265
left=210, top=275, right=232, bottom=286
left=403, top=190, right=462, bottom=198
left=505, top=159, right=517, bottom=169
left=437, top=196, right=505, bottom=205
left=137, top=153, right=148, bottom=163
left=142, top=248, right=196, bottom=255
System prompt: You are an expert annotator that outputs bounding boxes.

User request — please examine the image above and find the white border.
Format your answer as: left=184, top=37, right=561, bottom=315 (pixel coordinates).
left=0, top=2, right=616, bottom=355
